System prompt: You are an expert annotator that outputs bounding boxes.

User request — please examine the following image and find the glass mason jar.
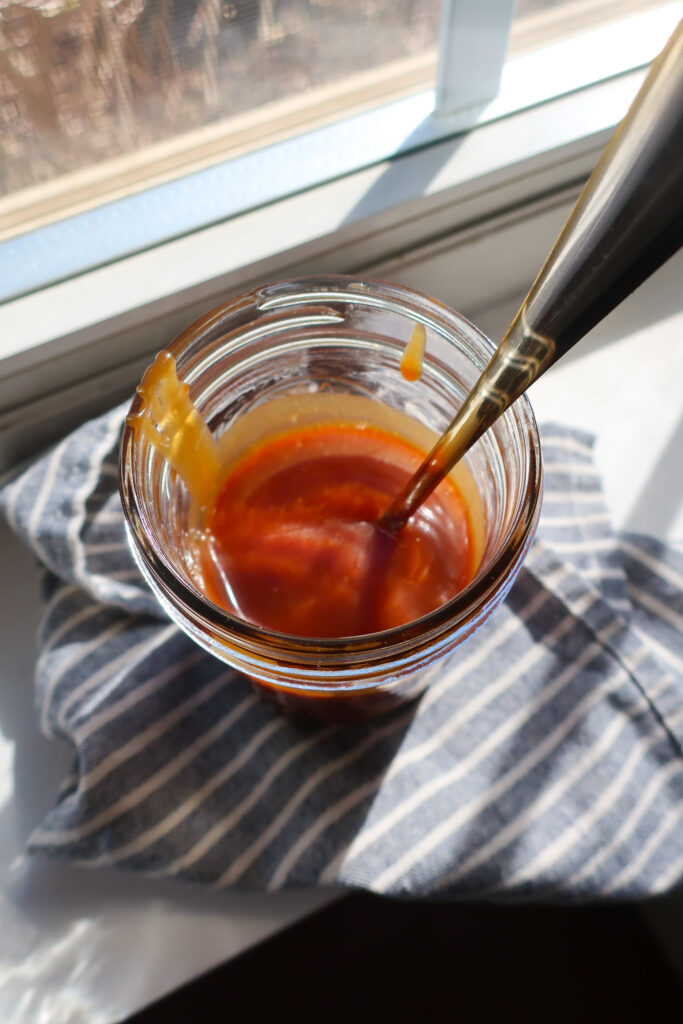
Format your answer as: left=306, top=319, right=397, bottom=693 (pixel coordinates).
left=119, top=276, right=542, bottom=721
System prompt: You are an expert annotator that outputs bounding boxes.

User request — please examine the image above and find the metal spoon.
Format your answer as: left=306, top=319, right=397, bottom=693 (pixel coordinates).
left=379, top=18, right=683, bottom=534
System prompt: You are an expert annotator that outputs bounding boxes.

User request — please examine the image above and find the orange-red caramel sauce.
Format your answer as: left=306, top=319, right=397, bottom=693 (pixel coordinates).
left=198, top=422, right=476, bottom=638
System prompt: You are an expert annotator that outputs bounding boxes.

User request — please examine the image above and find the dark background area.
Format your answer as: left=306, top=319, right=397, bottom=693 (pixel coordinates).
left=128, top=892, right=682, bottom=1023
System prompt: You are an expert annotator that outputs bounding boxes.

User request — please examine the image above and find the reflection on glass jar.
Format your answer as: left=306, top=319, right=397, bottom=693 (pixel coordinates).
left=119, top=276, right=542, bottom=721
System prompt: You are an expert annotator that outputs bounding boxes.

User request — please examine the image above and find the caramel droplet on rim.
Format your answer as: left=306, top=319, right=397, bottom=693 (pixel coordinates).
left=400, top=322, right=426, bottom=382
left=127, top=350, right=221, bottom=526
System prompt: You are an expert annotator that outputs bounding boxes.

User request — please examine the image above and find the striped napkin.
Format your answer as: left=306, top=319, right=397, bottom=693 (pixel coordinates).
left=1, top=403, right=682, bottom=898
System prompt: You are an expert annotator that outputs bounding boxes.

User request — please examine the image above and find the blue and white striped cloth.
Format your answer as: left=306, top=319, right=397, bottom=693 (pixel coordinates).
left=1, top=403, right=682, bottom=898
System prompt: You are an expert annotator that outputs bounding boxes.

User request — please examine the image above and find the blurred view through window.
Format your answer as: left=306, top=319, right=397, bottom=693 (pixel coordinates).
left=0, top=0, right=672, bottom=234
left=0, top=0, right=441, bottom=198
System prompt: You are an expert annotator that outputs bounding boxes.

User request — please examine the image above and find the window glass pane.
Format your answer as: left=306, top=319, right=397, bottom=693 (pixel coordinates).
left=0, top=0, right=440, bottom=199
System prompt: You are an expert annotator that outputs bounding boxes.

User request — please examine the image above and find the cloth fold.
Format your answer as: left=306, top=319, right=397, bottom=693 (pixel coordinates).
left=1, top=403, right=682, bottom=898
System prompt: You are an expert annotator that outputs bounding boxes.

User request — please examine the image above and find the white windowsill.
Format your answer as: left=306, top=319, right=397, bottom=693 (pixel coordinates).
left=1, top=242, right=681, bottom=1024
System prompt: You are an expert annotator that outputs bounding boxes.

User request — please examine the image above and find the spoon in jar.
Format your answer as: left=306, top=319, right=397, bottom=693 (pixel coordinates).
left=379, top=17, right=683, bottom=535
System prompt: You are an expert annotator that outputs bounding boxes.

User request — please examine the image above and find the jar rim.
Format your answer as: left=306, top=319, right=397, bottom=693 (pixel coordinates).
left=119, top=274, right=542, bottom=665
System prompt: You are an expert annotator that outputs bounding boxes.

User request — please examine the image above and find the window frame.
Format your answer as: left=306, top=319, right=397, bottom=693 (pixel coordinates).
left=0, top=2, right=679, bottom=304
left=0, top=3, right=681, bottom=472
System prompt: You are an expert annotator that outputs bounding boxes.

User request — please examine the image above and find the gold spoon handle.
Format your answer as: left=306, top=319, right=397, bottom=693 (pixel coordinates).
left=380, top=18, right=683, bottom=534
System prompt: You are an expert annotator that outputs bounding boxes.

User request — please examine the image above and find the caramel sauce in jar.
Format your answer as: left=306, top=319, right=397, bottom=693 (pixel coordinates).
left=120, top=278, right=542, bottom=721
